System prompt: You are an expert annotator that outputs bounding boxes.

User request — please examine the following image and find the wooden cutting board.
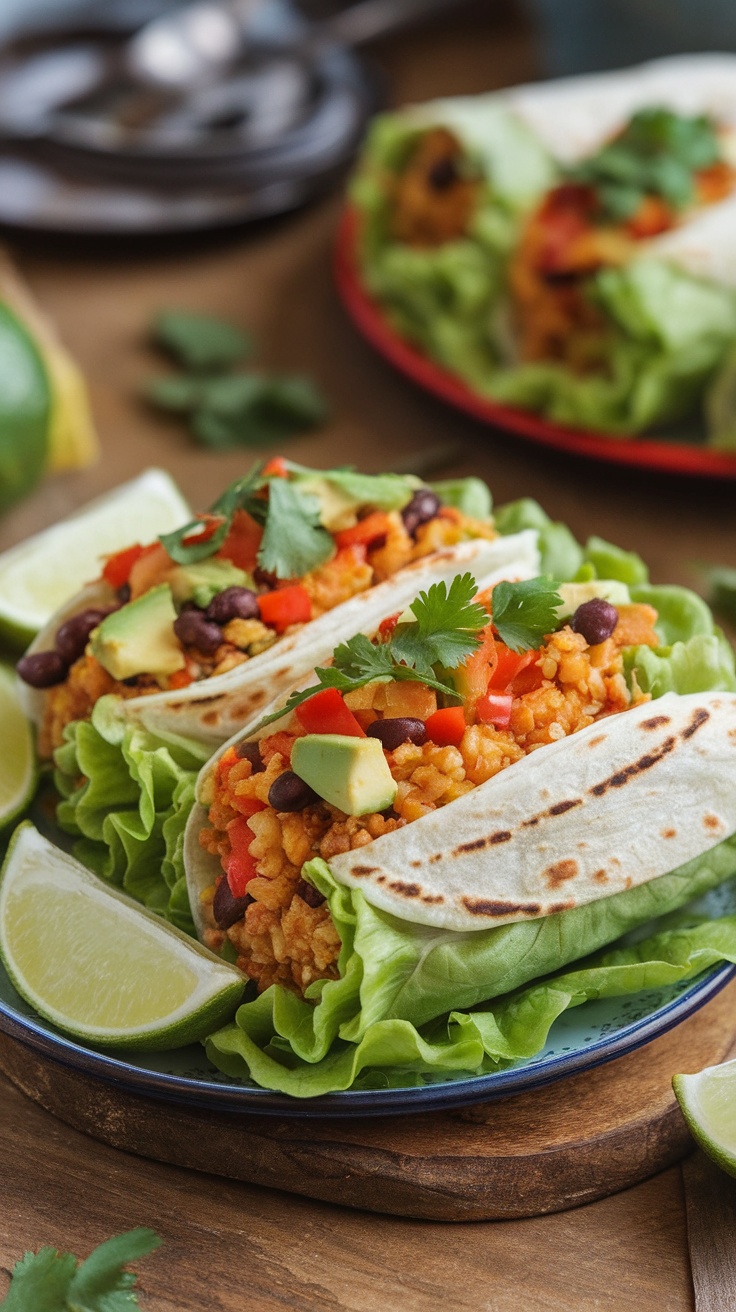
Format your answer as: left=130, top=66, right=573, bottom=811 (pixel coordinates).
left=2, top=981, right=734, bottom=1223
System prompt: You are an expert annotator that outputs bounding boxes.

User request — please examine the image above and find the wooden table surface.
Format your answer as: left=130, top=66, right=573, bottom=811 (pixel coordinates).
left=0, top=4, right=733, bottom=1307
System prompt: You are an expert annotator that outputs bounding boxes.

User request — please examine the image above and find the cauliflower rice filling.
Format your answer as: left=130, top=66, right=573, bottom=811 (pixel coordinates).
left=199, top=614, right=655, bottom=997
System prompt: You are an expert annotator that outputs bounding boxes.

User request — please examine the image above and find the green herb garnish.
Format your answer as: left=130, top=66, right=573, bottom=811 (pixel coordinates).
left=1, top=1228, right=161, bottom=1310
left=253, top=573, right=487, bottom=730
left=257, top=478, right=334, bottom=578
left=569, top=107, right=722, bottom=222
left=145, top=311, right=329, bottom=450
left=490, top=577, right=563, bottom=652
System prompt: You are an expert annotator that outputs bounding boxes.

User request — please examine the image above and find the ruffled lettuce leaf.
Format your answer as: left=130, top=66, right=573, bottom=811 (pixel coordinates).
left=54, top=696, right=209, bottom=933
left=205, top=846, right=736, bottom=1095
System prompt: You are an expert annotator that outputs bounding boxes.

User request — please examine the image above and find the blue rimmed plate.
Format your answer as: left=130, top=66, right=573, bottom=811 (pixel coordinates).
left=1, top=878, right=734, bottom=1118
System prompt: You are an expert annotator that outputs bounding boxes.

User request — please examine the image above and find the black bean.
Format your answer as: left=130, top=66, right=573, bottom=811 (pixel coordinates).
left=117, top=583, right=131, bottom=604
left=212, top=877, right=253, bottom=930
left=173, top=609, right=222, bottom=655
left=268, top=770, right=319, bottom=812
left=296, top=878, right=325, bottom=908
left=206, top=586, right=260, bottom=625
left=427, top=157, right=458, bottom=191
left=401, top=488, right=441, bottom=537
left=55, top=608, right=109, bottom=665
left=16, top=649, right=68, bottom=688
left=367, top=717, right=427, bottom=750
left=571, top=598, right=619, bottom=645
left=235, top=740, right=265, bottom=772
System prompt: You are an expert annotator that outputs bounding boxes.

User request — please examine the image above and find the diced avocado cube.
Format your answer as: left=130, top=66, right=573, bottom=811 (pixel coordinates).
left=291, top=734, right=398, bottom=817
left=89, top=583, right=185, bottom=681
left=168, top=558, right=250, bottom=609
left=556, top=579, right=631, bottom=621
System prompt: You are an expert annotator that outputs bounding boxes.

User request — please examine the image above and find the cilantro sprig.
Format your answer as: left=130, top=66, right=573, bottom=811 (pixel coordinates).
left=491, top=577, right=562, bottom=652
left=159, top=461, right=334, bottom=577
left=568, top=107, right=722, bottom=222
left=253, top=573, right=487, bottom=730
left=1, top=1228, right=161, bottom=1310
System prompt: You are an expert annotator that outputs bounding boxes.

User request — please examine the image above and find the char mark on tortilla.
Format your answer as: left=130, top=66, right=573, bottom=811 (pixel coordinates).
left=682, top=707, right=710, bottom=739
left=641, top=715, right=671, bottom=730
left=462, top=897, right=542, bottom=918
left=389, top=881, right=421, bottom=897
left=544, top=858, right=579, bottom=889
left=351, top=865, right=379, bottom=877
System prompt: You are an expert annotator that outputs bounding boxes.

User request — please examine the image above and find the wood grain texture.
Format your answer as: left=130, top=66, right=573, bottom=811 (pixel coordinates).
left=683, top=1153, right=736, bottom=1311
left=0, top=1065, right=695, bottom=1312
left=2, top=982, right=734, bottom=1223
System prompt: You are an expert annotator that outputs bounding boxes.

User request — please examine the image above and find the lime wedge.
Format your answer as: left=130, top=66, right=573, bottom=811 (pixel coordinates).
left=0, top=469, right=191, bottom=647
left=0, top=824, right=243, bottom=1049
left=674, top=1059, right=736, bottom=1178
left=0, top=665, right=36, bottom=831
left=0, top=302, right=50, bottom=513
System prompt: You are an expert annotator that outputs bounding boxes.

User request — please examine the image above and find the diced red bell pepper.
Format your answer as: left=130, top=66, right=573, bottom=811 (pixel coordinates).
left=334, top=511, right=392, bottom=551
left=224, top=816, right=260, bottom=897
left=425, top=706, right=466, bottom=747
left=476, top=691, right=513, bottom=729
left=379, top=612, right=401, bottom=638
left=487, top=643, right=538, bottom=692
left=217, top=509, right=263, bottom=572
left=101, top=543, right=147, bottom=589
left=508, top=663, right=545, bottom=696
left=295, top=687, right=366, bottom=737
left=261, top=456, right=289, bottom=478
left=258, top=584, right=312, bottom=633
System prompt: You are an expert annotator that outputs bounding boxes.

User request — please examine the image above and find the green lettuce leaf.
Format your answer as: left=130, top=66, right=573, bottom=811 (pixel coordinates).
left=494, top=497, right=583, bottom=579
left=54, top=696, right=209, bottom=933
left=205, top=844, right=736, bottom=1095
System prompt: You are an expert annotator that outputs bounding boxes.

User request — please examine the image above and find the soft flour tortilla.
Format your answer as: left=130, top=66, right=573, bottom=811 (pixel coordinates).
left=185, top=689, right=736, bottom=937
left=18, top=530, right=539, bottom=748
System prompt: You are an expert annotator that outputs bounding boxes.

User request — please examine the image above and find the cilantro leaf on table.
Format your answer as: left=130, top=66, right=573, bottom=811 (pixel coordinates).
left=490, top=577, right=562, bottom=652
left=1, top=1230, right=161, bottom=1311
left=257, top=478, right=335, bottom=578
left=152, top=311, right=252, bottom=372
left=391, top=574, right=487, bottom=670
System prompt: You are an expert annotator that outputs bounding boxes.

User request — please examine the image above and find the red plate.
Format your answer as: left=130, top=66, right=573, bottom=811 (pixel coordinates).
left=335, top=207, right=736, bottom=479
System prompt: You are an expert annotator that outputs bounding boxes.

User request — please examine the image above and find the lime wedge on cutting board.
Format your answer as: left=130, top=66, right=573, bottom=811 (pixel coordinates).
left=0, top=302, right=51, bottom=513
left=0, top=824, right=243, bottom=1049
left=0, top=468, right=191, bottom=647
left=0, top=666, right=36, bottom=832
left=674, top=1059, right=736, bottom=1177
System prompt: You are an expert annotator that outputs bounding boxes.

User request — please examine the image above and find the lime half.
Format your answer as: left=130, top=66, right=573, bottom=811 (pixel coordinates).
left=0, top=665, right=36, bottom=831
left=674, top=1059, right=736, bottom=1178
left=0, top=468, right=191, bottom=647
left=0, top=824, right=243, bottom=1049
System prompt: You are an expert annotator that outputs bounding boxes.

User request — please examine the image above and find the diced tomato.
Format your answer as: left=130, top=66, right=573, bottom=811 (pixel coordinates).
left=476, top=691, right=513, bottom=729
left=537, top=184, right=597, bottom=273
left=379, top=612, right=401, bottom=638
left=217, top=508, right=263, bottom=572
left=296, top=687, right=366, bottom=737
left=181, top=513, right=227, bottom=548
left=487, top=643, right=538, bottom=692
left=224, top=816, right=259, bottom=897
left=425, top=706, right=466, bottom=747
left=232, top=795, right=267, bottom=820
left=334, top=511, right=392, bottom=551
left=261, top=456, right=289, bottom=478
left=508, top=663, right=545, bottom=696
left=167, top=668, right=194, bottom=690
left=456, top=624, right=497, bottom=705
left=101, top=543, right=147, bottom=589
left=258, top=584, right=312, bottom=633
